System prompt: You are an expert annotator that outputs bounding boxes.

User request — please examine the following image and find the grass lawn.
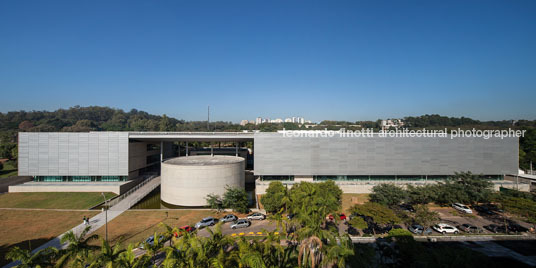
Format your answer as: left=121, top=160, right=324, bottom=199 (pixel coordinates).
left=342, top=193, right=369, bottom=213
left=0, top=192, right=116, bottom=209
left=0, top=161, right=17, bottom=178
left=0, top=210, right=98, bottom=266
left=90, top=210, right=233, bottom=247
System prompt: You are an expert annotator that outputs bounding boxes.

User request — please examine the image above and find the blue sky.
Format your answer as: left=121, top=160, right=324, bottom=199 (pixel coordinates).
left=1, top=0, right=535, bottom=122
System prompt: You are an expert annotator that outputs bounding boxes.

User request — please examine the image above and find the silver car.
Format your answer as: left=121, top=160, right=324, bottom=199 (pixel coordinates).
left=247, top=212, right=266, bottom=220
left=230, top=219, right=251, bottom=229
left=195, top=217, right=217, bottom=229
left=221, top=214, right=238, bottom=223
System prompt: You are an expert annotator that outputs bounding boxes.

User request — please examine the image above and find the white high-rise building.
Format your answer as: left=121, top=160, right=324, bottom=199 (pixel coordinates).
left=255, top=117, right=262, bottom=125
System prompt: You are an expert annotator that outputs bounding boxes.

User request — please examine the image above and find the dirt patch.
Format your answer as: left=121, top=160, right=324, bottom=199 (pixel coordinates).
left=0, top=210, right=98, bottom=266
left=342, top=194, right=369, bottom=213
left=90, top=210, right=248, bottom=247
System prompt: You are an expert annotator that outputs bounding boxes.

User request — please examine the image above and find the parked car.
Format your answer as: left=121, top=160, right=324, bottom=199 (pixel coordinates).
left=452, top=203, right=472, bottom=214
left=473, top=205, right=494, bottom=215
left=509, top=223, right=529, bottom=233
left=362, top=223, right=391, bottom=235
left=457, top=223, right=482, bottom=233
left=247, top=212, right=266, bottom=220
left=231, top=219, right=251, bottom=229
left=433, top=223, right=459, bottom=234
left=347, top=226, right=359, bottom=236
left=141, top=235, right=165, bottom=249
left=195, top=217, right=218, bottom=229
left=221, top=214, right=238, bottom=223
left=180, top=225, right=195, bottom=232
left=408, top=224, right=433, bottom=235
left=339, top=213, right=347, bottom=221
left=484, top=224, right=506, bottom=233
left=287, top=213, right=295, bottom=220
left=400, top=204, right=415, bottom=212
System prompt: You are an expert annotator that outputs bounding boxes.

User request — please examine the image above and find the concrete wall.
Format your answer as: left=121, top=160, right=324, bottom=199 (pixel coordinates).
left=255, top=179, right=530, bottom=194
left=254, top=132, right=518, bottom=176
left=128, top=141, right=160, bottom=178
left=161, top=156, right=245, bottom=206
left=8, top=180, right=137, bottom=195
left=18, top=132, right=129, bottom=176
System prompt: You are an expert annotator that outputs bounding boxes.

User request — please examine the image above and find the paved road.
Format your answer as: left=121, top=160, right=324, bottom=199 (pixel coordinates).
left=197, top=219, right=277, bottom=237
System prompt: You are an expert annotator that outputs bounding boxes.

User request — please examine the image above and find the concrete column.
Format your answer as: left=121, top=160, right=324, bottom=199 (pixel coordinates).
left=186, top=142, right=189, bottom=156
left=160, top=141, right=163, bottom=162
left=210, top=142, right=214, bottom=157
left=235, top=142, right=238, bottom=157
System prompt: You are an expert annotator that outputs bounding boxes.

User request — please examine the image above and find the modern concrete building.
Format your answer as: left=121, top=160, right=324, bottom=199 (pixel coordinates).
left=12, top=130, right=524, bottom=195
left=161, top=155, right=245, bottom=206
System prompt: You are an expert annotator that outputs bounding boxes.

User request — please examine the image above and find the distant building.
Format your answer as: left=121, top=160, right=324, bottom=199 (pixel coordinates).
left=381, top=119, right=404, bottom=130
left=255, top=117, right=262, bottom=125
left=285, top=118, right=292, bottom=123
left=240, top=120, right=249, bottom=126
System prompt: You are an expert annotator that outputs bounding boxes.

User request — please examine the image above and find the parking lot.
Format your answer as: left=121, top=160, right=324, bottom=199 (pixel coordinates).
left=196, top=217, right=277, bottom=237
left=431, top=206, right=534, bottom=235
left=340, top=204, right=536, bottom=237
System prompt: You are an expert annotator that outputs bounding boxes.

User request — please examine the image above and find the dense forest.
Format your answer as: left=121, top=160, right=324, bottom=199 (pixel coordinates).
left=0, top=107, right=534, bottom=171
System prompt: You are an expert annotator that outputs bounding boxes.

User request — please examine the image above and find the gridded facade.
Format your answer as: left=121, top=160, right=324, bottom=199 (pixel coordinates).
left=18, top=132, right=129, bottom=177
left=253, top=132, right=518, bottom=176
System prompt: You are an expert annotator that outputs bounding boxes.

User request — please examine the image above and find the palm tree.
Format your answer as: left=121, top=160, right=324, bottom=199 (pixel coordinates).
left=321, top=235, right=354, bottom=268
left=141, top=232, right=166, bottom=266
left=6, top=246, right=57, bottom=268
left=89, top=238, right=124, bottom=268
left=298, top=236, right=323, bottom=268
left=158, top=222, right=179, bottom=246
left=55, top=226, right=99, bottom=267
left=233, top=237, right=266, bottom=268
left=117, top=244, right=150, bottom=268
left=258, top=229, right=295, bottom=268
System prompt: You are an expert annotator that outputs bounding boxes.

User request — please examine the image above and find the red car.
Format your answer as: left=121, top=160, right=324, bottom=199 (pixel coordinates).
left=175, top=225, right=195, bottom=237
left=339, top=213, right=347, bottom=221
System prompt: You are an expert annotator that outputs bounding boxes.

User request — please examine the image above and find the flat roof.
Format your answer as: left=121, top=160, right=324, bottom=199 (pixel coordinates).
left=163, top=155, right=245, bottom=166
left=128, top=132, right=254, bottom=142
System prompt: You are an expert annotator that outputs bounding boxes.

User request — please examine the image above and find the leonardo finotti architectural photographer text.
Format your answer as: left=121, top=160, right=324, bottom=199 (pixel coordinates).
left=281, top=128, right=526, bottom=139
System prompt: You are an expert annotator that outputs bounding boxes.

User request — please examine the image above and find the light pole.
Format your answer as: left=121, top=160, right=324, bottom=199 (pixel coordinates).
left=101, top=192, right=108, bottom=242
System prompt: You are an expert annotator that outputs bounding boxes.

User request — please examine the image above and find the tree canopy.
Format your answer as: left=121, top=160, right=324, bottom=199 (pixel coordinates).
left=260, top=181, right=289, bottom=214
left=370, top=183, right=408, bottom=207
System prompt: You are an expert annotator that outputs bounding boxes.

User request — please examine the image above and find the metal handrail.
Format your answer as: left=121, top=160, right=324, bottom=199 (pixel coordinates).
left=107, top=175, right=157, bottom=208
left=128, top=182, right=160, bottom=208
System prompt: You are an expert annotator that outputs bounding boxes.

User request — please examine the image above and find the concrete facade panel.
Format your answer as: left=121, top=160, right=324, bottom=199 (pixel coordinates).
left=253, top=132, right=518, bottom=176
left=18, top=132, right=129, bottom=176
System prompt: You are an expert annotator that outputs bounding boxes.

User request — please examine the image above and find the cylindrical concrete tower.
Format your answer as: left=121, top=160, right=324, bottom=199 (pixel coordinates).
left=161, top=155, right=245, bottom=206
